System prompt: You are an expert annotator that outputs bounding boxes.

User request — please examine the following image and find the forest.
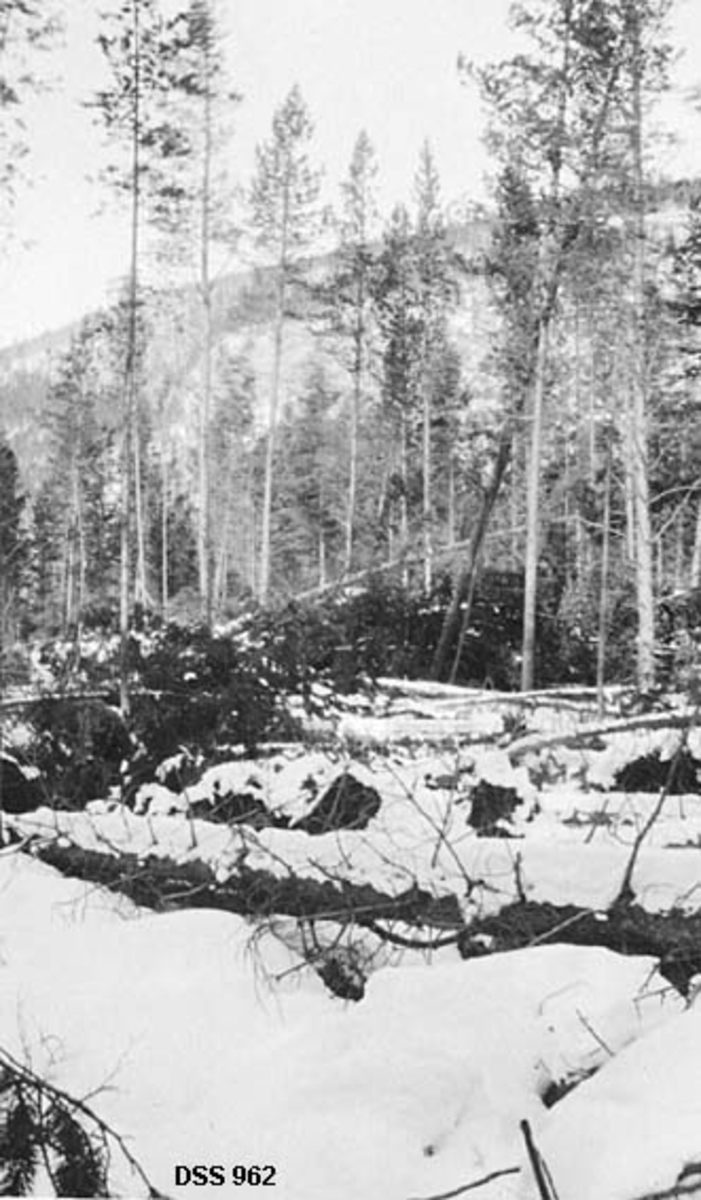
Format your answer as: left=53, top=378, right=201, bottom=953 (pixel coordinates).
left=0, top=0, right=700, bottom=698
left=6, top=2, right=701, bottom=1200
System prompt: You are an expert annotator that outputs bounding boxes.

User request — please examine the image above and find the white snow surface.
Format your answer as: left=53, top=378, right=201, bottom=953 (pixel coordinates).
left=0, top=851, right=685, bottom=1200
left=7, top=681, right=701, bottom=1198
left=519, top=1003, right=701, bottom=1200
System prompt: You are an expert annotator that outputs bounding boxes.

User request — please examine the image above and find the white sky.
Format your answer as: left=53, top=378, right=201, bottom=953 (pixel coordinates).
left=2, top=0, right=701, bottom=348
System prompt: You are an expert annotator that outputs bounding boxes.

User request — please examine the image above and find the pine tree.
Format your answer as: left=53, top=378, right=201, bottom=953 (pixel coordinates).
left=670, top=197, right=701, bottom=591
left=249, top=84, right=321, bottom=603
left=332, top=130, right=380, bottom=574
left=0, top=431, right=25, bottom=674
left=42, top=318, right=119, bottom=636
left=208, top=351, right=256, bottom=611
left=373, top=203, right=423, bottom=564
left=273, top=368, right=345, bottom=592
left=413, top=141, right=458, bottom=588
left=94, top=0, right=196, bottom=708
left=150, top=0, right=241, bottom=623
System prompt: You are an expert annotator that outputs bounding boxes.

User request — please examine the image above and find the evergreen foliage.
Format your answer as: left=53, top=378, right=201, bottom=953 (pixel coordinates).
left=0, top=1069, right=109, bottom=1198
left=0, top=432, right=25, bottom=654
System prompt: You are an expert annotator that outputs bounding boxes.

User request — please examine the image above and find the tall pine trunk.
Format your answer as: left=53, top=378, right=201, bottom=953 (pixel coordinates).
left=690, top=499, right=701, bottom=589
left=119, top=0, right=141, bottom=717
left=422, top=369, right=433, bottom=591
left=521, top=321, right=549, bottom=690
left=198, top=42, right=214, bottom=624
left=596, top=448, right=612, bottom=717
left=260, top=266, right=286, bottom=604
left=629, top=5, right=655, bottom=690
left=344, top=285, right=364, bottom=576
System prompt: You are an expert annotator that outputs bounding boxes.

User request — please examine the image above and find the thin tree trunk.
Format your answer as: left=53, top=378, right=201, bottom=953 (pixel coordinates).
left=596, top=449, right=612, bottom=718
left=400, top=413, right=409, bottom=587
left=438, top=427, right=513, bottom=682
left=133, top=420, right=147, bottom=605
left=434, top=258, right=563, bottom=683
left=198, top=40, right=214, bottom=624
left=61, top=523, right=73, bottom=636
left=161, top=445, right=169, bottom=618
left=622, top=383, right=636, bottom=563
left=319, top=527, right=327, bottom=587
left=120, top=0, right=141, bottom=718
left=345, top=378, right=359, bottom=576
left=629, top=5, right=655, bottom=690
left=400, top=413, right=409, bottom=549
left=260, top=282, right=284, bottom=605
left=447, top=452, right=456, bottom=546
left=690, top=497, right=701, bottom=589
left=76, top=479, right=86, bottom=629
left=422, top=371, right=433, bottom=591
left=259, top=177, right=290, bottom=605
left=521, top=321, right=549, bottom=691
left=345, top=292, right=364, bottom=576
left=673, top=509, right=685, bottom=593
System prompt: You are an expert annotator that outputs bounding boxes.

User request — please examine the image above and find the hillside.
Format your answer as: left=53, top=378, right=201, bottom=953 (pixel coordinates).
left=0, top=218, right=497, bottom=492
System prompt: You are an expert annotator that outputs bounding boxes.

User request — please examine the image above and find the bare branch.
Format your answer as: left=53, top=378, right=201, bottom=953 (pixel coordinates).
left=407, top=1164, right=520, bottom=1200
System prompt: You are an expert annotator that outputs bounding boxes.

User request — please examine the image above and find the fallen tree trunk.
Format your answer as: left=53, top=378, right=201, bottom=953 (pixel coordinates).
left=29, top=840, right=464, bottom=932
left=507, top=709, right=700, bottom=764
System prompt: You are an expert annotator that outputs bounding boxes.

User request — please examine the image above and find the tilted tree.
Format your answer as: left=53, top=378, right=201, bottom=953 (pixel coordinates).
left=432, top=0, right=671, bottom=686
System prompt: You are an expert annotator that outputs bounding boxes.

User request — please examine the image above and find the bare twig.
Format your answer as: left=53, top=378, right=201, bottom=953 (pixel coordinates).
left=612, top=703, right=701, bottom=909
left=527, top=909, right=596, bottom=947
left=575, top=1009, right=614, bottom=1058
left=407, top=1164, right=521, bottom=1200
left=365, top=919, right=462, bottom=952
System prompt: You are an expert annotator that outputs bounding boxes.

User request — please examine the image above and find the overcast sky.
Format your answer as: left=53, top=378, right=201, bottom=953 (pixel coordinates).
left=2, top=0, right=701, bottom=348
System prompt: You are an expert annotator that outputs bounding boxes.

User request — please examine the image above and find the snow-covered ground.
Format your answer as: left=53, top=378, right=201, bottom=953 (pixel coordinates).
left=0, top=851, right=689, bottom=1200
left=5, top=681, right=701, bottom=1198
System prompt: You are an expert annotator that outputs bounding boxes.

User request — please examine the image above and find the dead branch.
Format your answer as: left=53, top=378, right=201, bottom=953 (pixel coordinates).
left=407, top=1164, right=521, bottom=1200
left=365, top=919, right=463, bottom=952
left=611, top=705, right=701, bottom=909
